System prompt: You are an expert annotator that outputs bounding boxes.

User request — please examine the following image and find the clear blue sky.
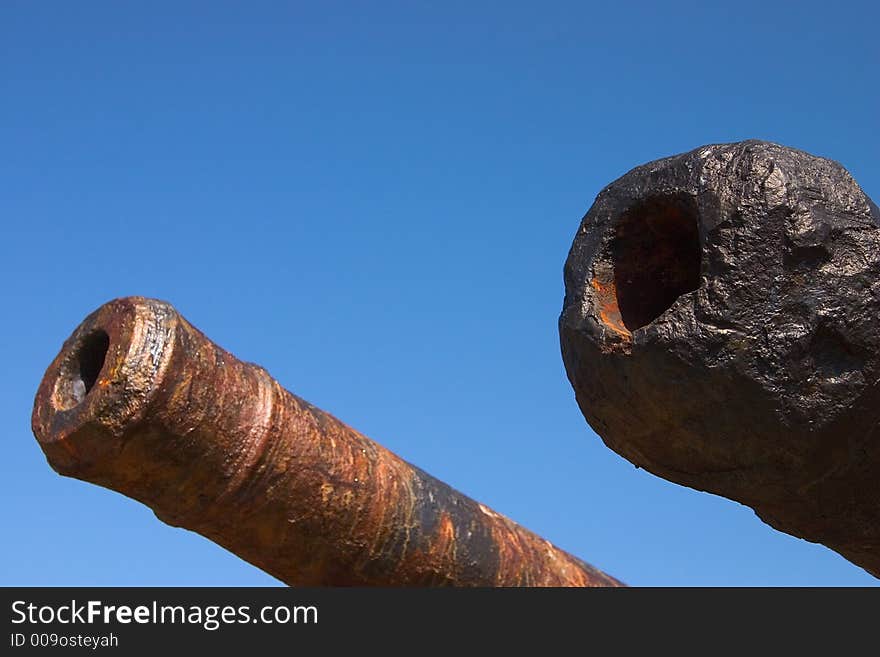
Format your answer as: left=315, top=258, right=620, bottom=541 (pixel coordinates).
left=2, top=1, right=877, bottom=586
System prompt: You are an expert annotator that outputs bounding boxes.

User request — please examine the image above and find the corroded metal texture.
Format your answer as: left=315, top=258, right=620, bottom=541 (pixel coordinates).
left=560, top=140, right=880, bottom=577
left=33, top=297, right=621, bottom=587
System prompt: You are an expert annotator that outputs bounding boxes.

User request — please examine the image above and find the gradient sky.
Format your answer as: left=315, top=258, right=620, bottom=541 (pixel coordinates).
left=2, top=1, right=877, bottom=586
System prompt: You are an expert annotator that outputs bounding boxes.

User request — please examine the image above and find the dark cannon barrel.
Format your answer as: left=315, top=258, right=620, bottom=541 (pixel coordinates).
left=560, top=140, right=880, bottom=577
left=33, top=297, right=622, bottom=587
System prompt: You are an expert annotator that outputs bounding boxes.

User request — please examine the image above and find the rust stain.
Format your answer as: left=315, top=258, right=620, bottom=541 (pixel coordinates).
left=424, top=512, right=456, bottom=569
left=591, top=276, right=631, bottom=339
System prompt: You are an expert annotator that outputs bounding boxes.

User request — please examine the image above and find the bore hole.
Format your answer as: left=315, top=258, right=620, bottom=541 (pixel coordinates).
left=55, top=330, right=110, bottom=410
left=612, top=194, right=701, bottom=331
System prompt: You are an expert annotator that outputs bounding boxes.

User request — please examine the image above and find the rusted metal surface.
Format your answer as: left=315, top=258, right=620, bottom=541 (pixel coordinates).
left=33, top=297, right=622, bottom=587
left=560, top=140, right=880, bottom=577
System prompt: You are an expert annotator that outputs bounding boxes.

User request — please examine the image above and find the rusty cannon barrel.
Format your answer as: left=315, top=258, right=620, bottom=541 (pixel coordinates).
left=560, top=140, right=880, bottom=577
left=32, top=297, right=621, bottom=587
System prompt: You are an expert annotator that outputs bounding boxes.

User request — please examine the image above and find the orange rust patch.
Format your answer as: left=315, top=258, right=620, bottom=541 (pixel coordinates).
left=591, top=276, right=631, bottom=339
left=426, top=511, right=456, bottom=563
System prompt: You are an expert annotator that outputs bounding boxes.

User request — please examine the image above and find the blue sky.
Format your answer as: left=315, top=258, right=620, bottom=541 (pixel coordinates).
left=2, top=1, right=877, bottom=586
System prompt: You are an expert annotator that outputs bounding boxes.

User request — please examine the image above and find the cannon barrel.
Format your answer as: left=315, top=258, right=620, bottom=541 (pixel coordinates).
left=560, top=140, right=880, bottom=577
left=33, top=297, right=621, bottom=587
